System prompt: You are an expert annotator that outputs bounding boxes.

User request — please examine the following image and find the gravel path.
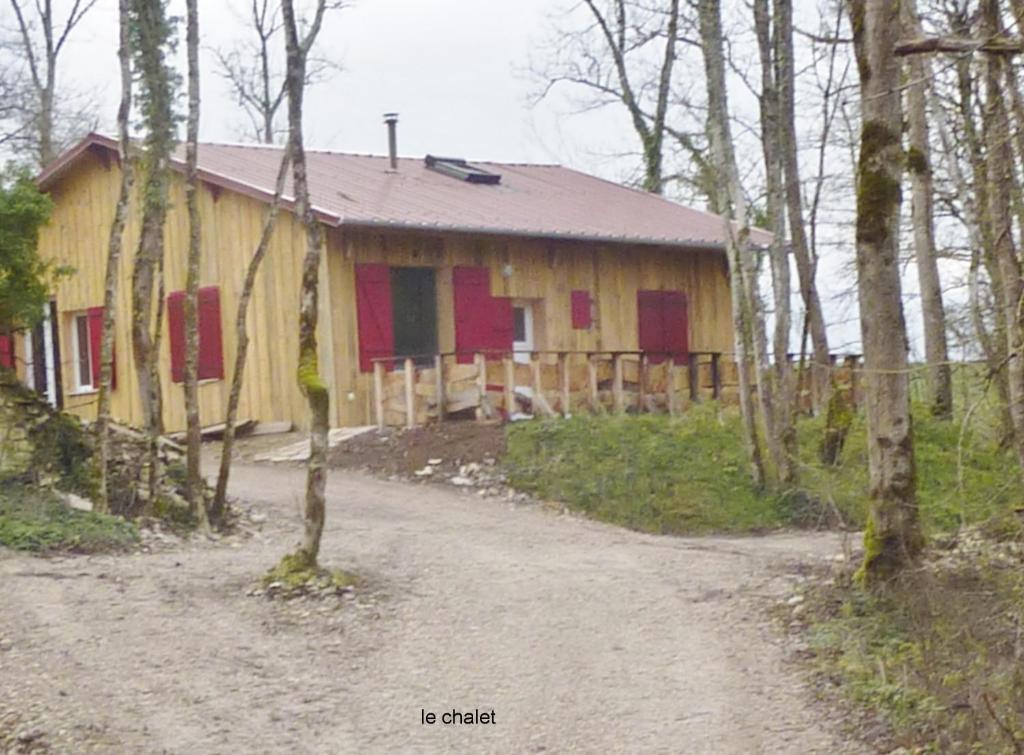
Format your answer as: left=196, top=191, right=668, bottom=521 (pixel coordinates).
left=0, top=464, right=860, bottom=754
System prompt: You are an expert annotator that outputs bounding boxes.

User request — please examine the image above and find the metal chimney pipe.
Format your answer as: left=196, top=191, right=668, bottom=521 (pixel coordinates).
left=384, top=113, right=399, bottom=170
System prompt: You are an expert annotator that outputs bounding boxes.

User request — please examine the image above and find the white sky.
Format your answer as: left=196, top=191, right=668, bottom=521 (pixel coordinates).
left=19, top=0, right=959, bottom=357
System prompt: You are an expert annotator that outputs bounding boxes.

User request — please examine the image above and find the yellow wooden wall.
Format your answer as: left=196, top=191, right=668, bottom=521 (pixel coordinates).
left=326, top=228, right=734, bottom=427
left=39, top=149, right=310, bottom=434
left=39, top=149, right=733, bottom=432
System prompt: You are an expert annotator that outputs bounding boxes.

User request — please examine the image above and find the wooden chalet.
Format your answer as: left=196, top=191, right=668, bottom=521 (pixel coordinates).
left=4, top=131, right=771, bottom=431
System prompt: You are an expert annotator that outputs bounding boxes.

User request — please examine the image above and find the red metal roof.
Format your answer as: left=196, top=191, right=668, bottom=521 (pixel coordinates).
left=39, top=133, right=772, bottom=249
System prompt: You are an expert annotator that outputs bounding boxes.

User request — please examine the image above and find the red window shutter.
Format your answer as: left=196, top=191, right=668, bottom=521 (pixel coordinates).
left=571, top=290, right=592, bottom=329
left=0, top=335, right=12, bottom=369
left=661, top=291, right=689, bottom=365
left=197, top=287, right=224, bottom=380
left=87, top=306, right=116, bottom=390
left=490, top=297, right=514, bottom=352
left=453, top=266, right=492, bottom=364
left=167, top=291, right=186, bottom=383
left=637, top=290, right=666, bottom=364
left=355, top=264, right=395, bottom=373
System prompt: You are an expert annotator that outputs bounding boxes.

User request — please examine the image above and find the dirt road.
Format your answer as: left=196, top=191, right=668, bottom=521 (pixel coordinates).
left=0, top=465, right=858, bottom=754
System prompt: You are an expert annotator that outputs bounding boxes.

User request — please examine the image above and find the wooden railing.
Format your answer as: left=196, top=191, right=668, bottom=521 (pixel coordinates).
left=371, top=350, right=734, bottom=428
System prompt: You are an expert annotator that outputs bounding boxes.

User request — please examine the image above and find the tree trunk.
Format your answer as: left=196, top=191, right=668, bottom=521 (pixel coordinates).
left=849, top=0, right=923, bottom=585
left=698, top=0, right=765, bottom=489
left=213, top=148, right=292, bottom=517
left=903, top=0, right=952, bottom=420
left=129, top=0, right=177, bottom=506
left=981, top=0, right=1024, bottom=475
left=281, top=0, right=330, bottom=565
left=94, top=0, right=134, bottom=514
left=776, top=0, right=830, bottom=415
left=754, top=0, right=798, bottom=484
left=182, top=0, right=208, bottom=527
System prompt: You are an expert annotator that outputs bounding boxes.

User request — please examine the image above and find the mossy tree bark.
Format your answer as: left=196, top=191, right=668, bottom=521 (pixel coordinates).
left=94, top=0, right=134, bottom=514
left=182, top=0, right=207, bottom=528
left=128, top=0, right=177, bottom=506
left=698, top=0, right=766, bottom=490
left=849, top=0, right=923, bottom=585
left=902, top=0, right=953, bottom=421
left=281, top=0, right=331, bottom=564
left=213, top=148, right=291, bottom=518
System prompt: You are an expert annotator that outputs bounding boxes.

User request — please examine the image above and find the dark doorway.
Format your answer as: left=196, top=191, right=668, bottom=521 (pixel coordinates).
left=391, top=267, right=437, bottom=366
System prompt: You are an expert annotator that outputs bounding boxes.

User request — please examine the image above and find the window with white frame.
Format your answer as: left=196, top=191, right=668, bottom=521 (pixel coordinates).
left=72, top=313, right=94, bottom=392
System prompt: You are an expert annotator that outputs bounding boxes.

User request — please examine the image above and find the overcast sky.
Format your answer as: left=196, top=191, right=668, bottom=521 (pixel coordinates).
left=22, top=0, right=950, bottom=356
left=58, top=0, right=635, bottom=176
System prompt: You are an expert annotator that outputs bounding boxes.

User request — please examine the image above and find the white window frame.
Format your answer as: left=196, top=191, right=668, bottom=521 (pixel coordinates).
left=71, top=313, right=95, bottom=394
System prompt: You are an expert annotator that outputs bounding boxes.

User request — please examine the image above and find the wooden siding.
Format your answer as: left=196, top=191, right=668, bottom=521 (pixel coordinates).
left=38, top=150, right=310, bottom=433
left=326, top=228, right=734, bottom=427
left=37, top=150, right=733, bottom=431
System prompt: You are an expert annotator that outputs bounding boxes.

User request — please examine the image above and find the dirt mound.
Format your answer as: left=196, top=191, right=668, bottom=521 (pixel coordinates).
left=327, top=421, right=507, bottom=479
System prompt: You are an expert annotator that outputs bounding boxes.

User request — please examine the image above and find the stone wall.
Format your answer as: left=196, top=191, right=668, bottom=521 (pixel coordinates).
left=0, top=369, right=51, bottom=478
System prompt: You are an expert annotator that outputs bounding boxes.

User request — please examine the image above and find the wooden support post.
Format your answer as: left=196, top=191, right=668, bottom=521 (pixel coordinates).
left=530, top=352, right=557, bottom=417
left=503, top=354, right=515, bottom=419
left=559, top=352, right=571, bottom=417
left=435, top=354, right=446, bottom=422
left=668, top=359, right=679, bottom=416
left=404, top=357, right=416, bottom=428
left=373, top=360, right=385, bottom=429
left=475, top=352, right=487, bottom=421
left=638, top=354, right=648, bottom=413
left=688, top=353, right=700, bottom=402
left=588, top=354, right=600, bottom=413
left=613, top=353, right=625, bottom=413
left=711, top=353, right=722, bottom=400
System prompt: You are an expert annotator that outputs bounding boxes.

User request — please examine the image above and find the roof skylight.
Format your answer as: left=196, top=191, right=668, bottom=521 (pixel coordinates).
left=424, top=155, right=501, bottom=185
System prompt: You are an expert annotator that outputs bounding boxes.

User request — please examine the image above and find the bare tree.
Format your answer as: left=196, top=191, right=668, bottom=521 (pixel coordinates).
left=182, top=0, right=207, bottom=526
left=3, top=0, right=98, bottom=166
left=698, top=0, right=766, bottom=489
left=903, top=0, right=953, bottom=420
left=214, top=0, right=342, bottom=144
left=212, top=148, right=291, bottom=518
left=980, top=0, right=1024, bottom=475
left=531, top=0, right=682, bottom=194
left=778, top=0, right=832, bottom=415
left=752, top=0, right=799, bottom=484
left=848, top=0, right=923, bottom=584
left=281, top=0, right=331, bottom=566
left=94, top=0, right=133, bottom=514
left=128, top=0, right=178, bottom=505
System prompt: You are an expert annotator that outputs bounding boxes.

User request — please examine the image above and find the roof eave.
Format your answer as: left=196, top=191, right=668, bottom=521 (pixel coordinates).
left=340, top=218, right=728, bottom=251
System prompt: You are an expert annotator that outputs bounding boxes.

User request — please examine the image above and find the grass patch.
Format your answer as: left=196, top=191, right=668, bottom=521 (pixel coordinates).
left=798, top=404, right=1024, bottom=534
left=506, top=405, right=784, bottom=534
left=505, top=403, right=1024, bottom=537
left=805, top=543, right=1024, bottom=752
left=260, top=551, right=357, bottom=599
left=0, top=484, right=138, bottom=553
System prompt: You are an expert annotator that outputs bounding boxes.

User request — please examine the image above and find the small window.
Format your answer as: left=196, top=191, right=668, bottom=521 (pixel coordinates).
left=73, top=313, right=93, bottom=391
left=424, top=155, right=501, bottom=185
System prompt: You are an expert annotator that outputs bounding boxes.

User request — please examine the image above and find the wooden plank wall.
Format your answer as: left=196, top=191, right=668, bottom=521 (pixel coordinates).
left=38, top=150, right=310, bottom=433
left=39, top=154, right=734, bottom=432
left=327, top=228, right=735, bottom=427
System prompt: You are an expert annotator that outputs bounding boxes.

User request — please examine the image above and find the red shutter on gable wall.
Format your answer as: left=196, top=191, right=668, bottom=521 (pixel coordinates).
left=168, top=289, right=225, bottom=383
left=197, top=287, right=224, bottom=380
left=571, top=290, right=592, bottom=329
left=0, top=335, right=12, bottom=369
left=637, top=290, right=689, bottom=365
left=167, top=292, right=186, bottom=383
left=355, top=264, right=395, bottom=373
left=87, top=306, right=116, bottom=389
left=491, top=297, right=514, bottom=352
